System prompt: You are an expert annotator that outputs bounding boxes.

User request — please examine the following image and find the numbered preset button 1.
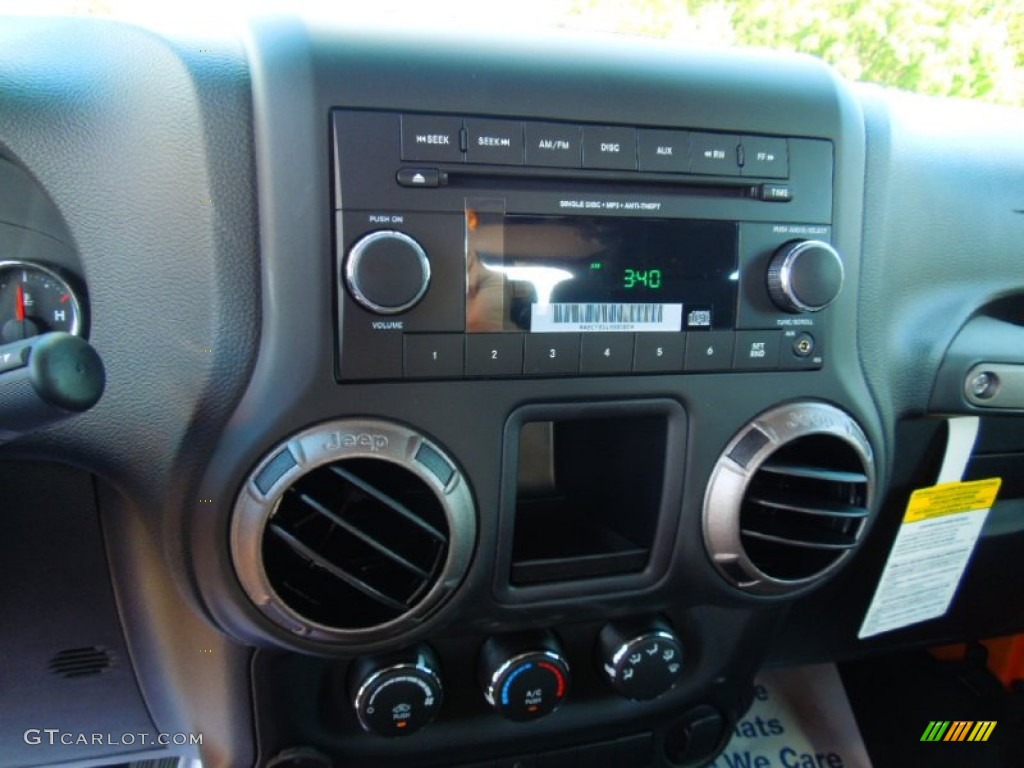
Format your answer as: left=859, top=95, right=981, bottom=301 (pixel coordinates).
left=580, top=332, right=635, bottom=374
left=404, top=334, right=464, bottom=378
left=524, top=333, right=581, bottom=376
left=633, top=332, right=685, bottom=372
left=465, top=334, right=524, bottom=377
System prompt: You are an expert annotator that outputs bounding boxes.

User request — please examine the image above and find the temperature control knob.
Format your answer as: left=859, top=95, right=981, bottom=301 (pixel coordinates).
left=349, top=646, right=443, bottom=737
left=345, top=230, right=431, bottom=315
left=480, top=633, right=570, bottom=721
left=766, top=239, right=844, bottom=313
left=598, top=619, right=684, bottom=701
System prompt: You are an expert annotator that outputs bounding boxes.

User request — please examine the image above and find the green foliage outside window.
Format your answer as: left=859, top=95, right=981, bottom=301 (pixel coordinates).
left=564, top=0, right=1024, bottom=105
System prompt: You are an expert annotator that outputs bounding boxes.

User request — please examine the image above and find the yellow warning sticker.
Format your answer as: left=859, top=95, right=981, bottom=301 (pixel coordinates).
left=904, top=478, right=1002, bottom=524
left=859, top=476, right=1002, bottom=638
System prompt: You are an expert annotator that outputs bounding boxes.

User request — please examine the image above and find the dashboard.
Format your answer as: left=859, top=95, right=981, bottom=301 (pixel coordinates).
left=1, top=13, right=1023, bottom=768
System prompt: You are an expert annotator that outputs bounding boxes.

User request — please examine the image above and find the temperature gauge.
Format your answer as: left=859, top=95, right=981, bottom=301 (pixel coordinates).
left=0, top=261, right=84, bottom=342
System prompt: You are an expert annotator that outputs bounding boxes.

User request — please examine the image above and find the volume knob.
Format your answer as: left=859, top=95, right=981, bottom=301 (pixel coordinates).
left=766, top=240, right=844, bottom=313
left=345, top=230, right=431, bottom=315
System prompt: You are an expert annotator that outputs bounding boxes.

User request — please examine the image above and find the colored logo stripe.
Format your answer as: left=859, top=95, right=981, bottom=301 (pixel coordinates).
left=968, top=721, right=997, bottom=742
left=921, top=720, right=996, bottom=742
left=944, top=721, right=973, bottom=741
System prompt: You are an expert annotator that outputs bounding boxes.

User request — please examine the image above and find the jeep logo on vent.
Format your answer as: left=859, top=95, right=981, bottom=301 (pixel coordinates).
left=324, top=431, right=389, bottom=452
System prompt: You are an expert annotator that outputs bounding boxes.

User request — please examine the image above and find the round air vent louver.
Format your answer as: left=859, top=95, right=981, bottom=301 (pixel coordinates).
left=231, top=420, right=476, bottom=646
left=703, top=402, right=875, bottom=596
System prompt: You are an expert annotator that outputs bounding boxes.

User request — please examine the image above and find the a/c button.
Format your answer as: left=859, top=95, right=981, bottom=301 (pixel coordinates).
left=684, top=332, right=735, bottom=371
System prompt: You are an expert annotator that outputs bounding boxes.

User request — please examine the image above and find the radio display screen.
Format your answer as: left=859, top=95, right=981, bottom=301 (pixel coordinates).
left=466, top=210, right=738, bottom=333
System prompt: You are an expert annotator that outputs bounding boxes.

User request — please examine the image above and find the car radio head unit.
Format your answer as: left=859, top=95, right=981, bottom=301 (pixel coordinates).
left=331, top=110, right=840, bottom=381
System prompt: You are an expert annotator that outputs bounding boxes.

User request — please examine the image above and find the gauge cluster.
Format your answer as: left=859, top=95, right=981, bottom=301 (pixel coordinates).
left=0, top=261, right=85, bottom=341
left=0, top=157, right=89, bottom=343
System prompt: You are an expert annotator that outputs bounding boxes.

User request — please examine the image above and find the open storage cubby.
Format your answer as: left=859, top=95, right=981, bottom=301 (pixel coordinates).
left=499, top=400, right=687, bottom=597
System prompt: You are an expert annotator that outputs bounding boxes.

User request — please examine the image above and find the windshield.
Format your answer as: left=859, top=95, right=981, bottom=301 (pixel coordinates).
left=3, top=0, right=1022, bottom=105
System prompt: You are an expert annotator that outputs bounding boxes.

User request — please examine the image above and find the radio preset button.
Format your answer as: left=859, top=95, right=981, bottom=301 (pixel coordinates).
left=740, top=136, right=788, bottom=178
left=582, top=126, right=637, bottom=170
left=524, top=122, right=581, bottom=168
left=466, top=334, right=524, bottom=377
left=401, top=115, right=464, bottom=163
left=466, top=119, right=524, bottom=165
left=633, top=332, right=685, bottom=372
left=638, top=129, right=690, bottom=173
left=684, top=331, right=735, bottom=371
left=580, top=333, right=634, bottom=374
left=524, top=334, right=580, bottom=375
left=690, top=133, right=741, bottom=176
left=732, top=331, right=782, bottom=370
left=405, top=334, right=464, bottom=379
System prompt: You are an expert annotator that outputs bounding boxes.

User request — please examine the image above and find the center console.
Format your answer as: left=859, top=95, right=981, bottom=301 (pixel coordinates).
left=191, top=20, right=882, bottom=768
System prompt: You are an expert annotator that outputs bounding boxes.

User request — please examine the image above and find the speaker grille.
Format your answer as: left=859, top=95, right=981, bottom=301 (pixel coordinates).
left=704, top=403, right=875, bottom=595
left=48, top=646, right=114, bottom=678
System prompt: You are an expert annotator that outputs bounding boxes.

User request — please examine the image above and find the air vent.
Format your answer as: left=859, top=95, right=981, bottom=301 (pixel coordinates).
left=232, top=420, right=476, bottom=646
left=264, top=459, right=448, bottom=629
left=48, top=646, right=115, bottom=678
left=704, top=402, right=875, bottom=595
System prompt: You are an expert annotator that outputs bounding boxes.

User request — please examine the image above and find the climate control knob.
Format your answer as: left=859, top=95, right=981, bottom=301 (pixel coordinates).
left=349, top=646, right=443, bottom=737
left=766, top=239, right=844, bottom=313
left=480, top=633, right=570, bottom=721
left=345, top=230, right=431, bottom=315
left=598, top=619, right=684, bottom=700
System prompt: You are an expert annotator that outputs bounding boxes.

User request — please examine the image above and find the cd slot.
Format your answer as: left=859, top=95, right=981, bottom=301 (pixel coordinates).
left=443, top=167, right=753, bottom=200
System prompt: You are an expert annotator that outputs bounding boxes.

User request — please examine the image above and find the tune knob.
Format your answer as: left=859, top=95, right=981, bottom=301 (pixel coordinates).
left=349, top=646, right=443, bottom=737
left=598, top=619, right=684, bottom=701
left=345, top=230, right=431, bottom=314
left=766, top=239, right=844, bottom=313
left=480, top=633, right=570, bottom=721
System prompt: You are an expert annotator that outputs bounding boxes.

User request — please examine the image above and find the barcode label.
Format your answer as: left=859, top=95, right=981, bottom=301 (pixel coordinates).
left=531, top=303, right=683, bottom=333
